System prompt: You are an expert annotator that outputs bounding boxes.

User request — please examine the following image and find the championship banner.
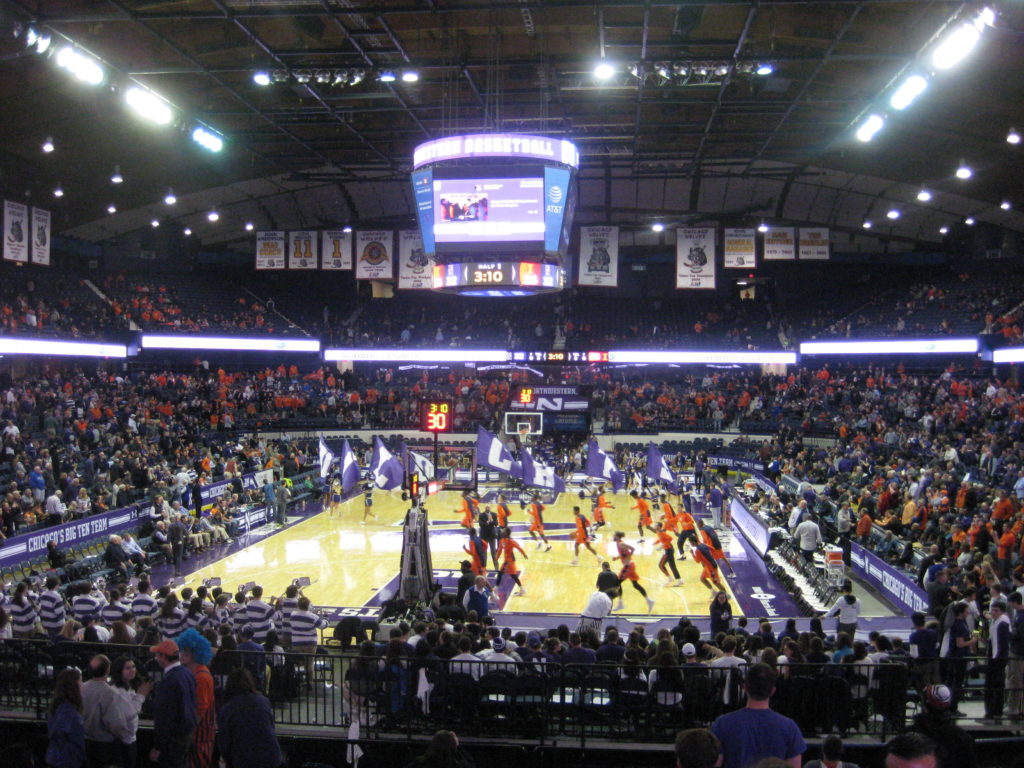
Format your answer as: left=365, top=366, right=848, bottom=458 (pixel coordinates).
left=798, top=227, right=830, bottom=260
left=397, top=230, right=434, bottom=289
left=578, top=225, right=619, bottom=286
left=255, top=231, right=285, bottom=270
left=30, top=207, right=51, bottom=266
left=675, top=227, right=716, bottom=289
left=3, top=200, right=29, bottom=263
left=321, top=230, right=353, bottom=270
left=763, top=227, right=796, bottom=261
left=288, top=230, right=318, bottom=269
left=723, top=227, right=755, bottom=269
left=355, top=230, right=394, bottom=280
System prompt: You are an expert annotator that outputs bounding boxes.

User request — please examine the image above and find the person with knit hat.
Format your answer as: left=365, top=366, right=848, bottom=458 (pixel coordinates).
left=178, top=628, right=216, bottom=768
left=907, top=684, right=978, bottom=768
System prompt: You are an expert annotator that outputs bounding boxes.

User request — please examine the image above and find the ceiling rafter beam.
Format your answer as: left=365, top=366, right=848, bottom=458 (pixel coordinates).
left=629, top=3, right=651, bottom=171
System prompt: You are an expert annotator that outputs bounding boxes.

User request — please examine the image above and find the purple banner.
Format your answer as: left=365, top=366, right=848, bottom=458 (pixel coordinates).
left=730, top=497, right=771, bottom=557
left=850, top=541, right=928, bottom=616
left=0, top=504, right=141, bottom=570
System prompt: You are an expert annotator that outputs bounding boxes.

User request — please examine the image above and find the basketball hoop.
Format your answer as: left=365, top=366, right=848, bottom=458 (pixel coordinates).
left=517, top=424, right=532, bottom=445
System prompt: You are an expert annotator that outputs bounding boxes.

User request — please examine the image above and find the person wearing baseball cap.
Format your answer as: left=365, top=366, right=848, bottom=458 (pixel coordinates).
left=149, top=639, right=197, bottom=767
left=907, top=684, right=978, bottom=768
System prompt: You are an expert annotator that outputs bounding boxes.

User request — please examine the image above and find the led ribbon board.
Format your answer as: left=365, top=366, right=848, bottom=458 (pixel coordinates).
left=607, top=350, right=797, bottom=365
left=141, top=335, right=320, bottom=353
left=800, top=338, right=978, bottom=355
left=323, top=349, right=507, bottom=363
left=993, top=347, right=1024, bottom=363
left=412, top=133, right=580, bottom=170
left=0, top=338, right=127, bottom=358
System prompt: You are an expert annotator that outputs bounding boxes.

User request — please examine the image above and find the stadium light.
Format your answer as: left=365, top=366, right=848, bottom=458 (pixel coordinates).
left=965, top=217, right=975, bottom=225
left=1000, top=201, right=1011, bottom=210
left=916, top=189, right=932, bottom=202
left=939, top=226, right=949, bottom=235
left=55, top=46, right=105, bottom=85
left=192, top=126, right=223, bottom=153
left=651, top=223, right=664, bottom=233
left=107, top=204, right=116, bottom=214
left=889, top=75, right=927, bottom=110
left=931, top=21, right=981, bottom=70
left=755, top=63, right=773, bottom=76
left=887, top=209, right=900, bottom=220
left=245, top=222, right=254, bottom=231
left=42, top=137, right=54, bottom=153
left=183, top=228, right=192, bottom=236
left=862, top=221, right=872, bottom=229
left=956, top=163, right=973, bottom=180
left=801, top=338, right=978, bottom=355
left=855, top=114, right=884, bottom=143
left=111, top=166, right=123, bottom=184
left=1008, top=129, right=1021, bottom=145
left=401, top=70, right=419, bottom=83
left=125, top=86, right=173, bottom=125
left=151, top=219, right=160, bottom=228
left=53, top=184, right=63, bottom=198
left=757, top=222, right=769, bottom=233
left=342, top=226, right=352, bottom=233
left=378, top=71, right=396, bottom=83
left=594, top=60, right=615, bottom=80
left=164, top=190, right=176, bottom=205
left=252, top=71, right=271, bottom=86
left=207, top=211, right=219, bottom=222
left=25, top=27, right=51, bottom=55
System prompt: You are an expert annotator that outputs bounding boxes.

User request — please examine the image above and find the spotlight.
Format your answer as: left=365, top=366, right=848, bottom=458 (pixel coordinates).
left=1001, top=201, right=1011, bottom=210
left=107, top=204, right=116, bottom=214
left=253, top=71, right=271, bottom=86
left=125, top=86, right=173, bottom=125
left=887, top=209, right=901, bottom=220
left=111, top=166, right=123, bottom=184
left=332, top=70, right=349, bottom=86
left=965, top=217, right=975, bottom=225
left=207, top=211, right=219, bottom=222
left=342, top=226, right=352, bottom=233
left=628, top=63, right=643, bottom=79
left=151, top=219, right=160, bottom=228
left=348, top=70, right=366, bottom=86
left=594, top=61, right=615, bottom=80
left=245, top=222, right=254, bottom=231
left=862, top=221, right=873, bottom=229
left=655, top=63, right=671, bottom=80
left=757, top=222, right=769, bottom=233
left=977, top=7, right=996, bottom=28
left=855, top=114, right=884, bottom=143
left=956, top=163, right=972, bottom=180
left=378, top=70, right=396, bottom=83
left=715, top=66, right=729, bottom=76
left=55, top=46, right=105, bottom=86
left=931, top=22, right=980, bottom=70
left=651, top=223, right=664, bottom=233
left=401, top=70, right=420, bottom=83
left=164, top=190, right=177, bottom=205
left=755, top=63, right=773, bottom=76
left=42, top=137, right=54, bottom=153
left=53, top=184, right=63, bottom=198
left=939, top=226, right=949, bottom=235
left=184, top=228, right=192, bottom=236
left=917, top=190, right=932, bottom=202
left=314, top=70, right=331, bottom=84
left=35, top=34, right=51, bottom=55
left=271, top=70, right=289, bottom=83
left=294, top=70, right=312, bottom=84
left=192, top=126, right=224, bottom=153
left=1008, top=129, right=1021, bottom=145
left=889, top=75, right=928, bottom=111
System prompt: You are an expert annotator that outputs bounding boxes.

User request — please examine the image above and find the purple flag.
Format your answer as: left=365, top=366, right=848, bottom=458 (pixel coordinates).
left=521, top=448, right=566, bottom=494
left=585, top=439, right=624, bottom=492
left=475, top=426, right=522, bottom=478
left=646, top=442, right=679, bottom=493
left=371, top=436, right=404, bottom=490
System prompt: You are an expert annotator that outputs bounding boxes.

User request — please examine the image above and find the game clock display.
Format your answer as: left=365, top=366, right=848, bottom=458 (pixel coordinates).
left=431, top=261, right=565, bottom=295
left=420, top=400, right=454, bottom=432
left=506, top=350, right=610, bottom=364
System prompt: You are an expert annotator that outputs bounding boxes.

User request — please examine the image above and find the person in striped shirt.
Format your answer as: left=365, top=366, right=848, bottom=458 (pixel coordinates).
left=275, top=584, right=301, bottom=644
left=156, top=594, right=188, bottom=640
left=39, top=576, right=67, bottom=636
left=9, top=582, right=40, bottom=637
left=230, top=593, right=250, bottom=634
left=289, top=597, right=328, bottom=654
left=72, top=583, right=107, bottom=624
left=245, top=586, right=277, bottom=643
left=130, top=580, right=159, bottom=622
left=100, top=588, right=130, bottom=627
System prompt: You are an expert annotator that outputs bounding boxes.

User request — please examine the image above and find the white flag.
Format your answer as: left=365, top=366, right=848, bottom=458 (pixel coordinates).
left=3, top=201, right=29, bottom=263
left=355, top=230, right=394, bottom=280
left=676, top=227, right=716, bottom=289
left=578, top=226, right=619, bottom=286
left=397, top=230, right=434, bottom=289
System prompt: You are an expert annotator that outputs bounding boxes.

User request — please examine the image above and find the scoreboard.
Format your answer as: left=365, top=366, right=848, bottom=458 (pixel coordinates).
left=420, top=400, right=453, bottom=432
left=507, top=350, right=609, bottom=364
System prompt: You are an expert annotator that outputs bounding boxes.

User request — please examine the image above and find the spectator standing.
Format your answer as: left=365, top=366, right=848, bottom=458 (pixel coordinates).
left=81, top=654, right=130, bottom=768
left=167, top=516, right=186, bottom=578
left=39, top=575, right=67, bottom=637
left=46, top=667, right=86, bottom=768
left=177, top=629, right=216, bottom=768
left=462, top=576, right=493, bottom=619
left=908, top=612, right=940, bottom=687
left=710, top=663, right=805, bottom=768
left=9, top=582, right=39, bottom=637
left=908, top=685, right=977, bottom=768
left=244, top=586, right=277, bottom=643
left=1007, top=592, right=1024, bottom=719
left=110, top=656, right=154, bottom=768
left=710, top=591, right=733, bottom=636
left=217, top=668, right=284, bottom=768
left=825, top=583, right=861, bottom=640
left=942, top=602, right=977, bottom=715
left=149, top=639, right=197, bottom=768
left=794, top=514, right=823, bottom=562
left=985, top=600, right=1011, bottom=722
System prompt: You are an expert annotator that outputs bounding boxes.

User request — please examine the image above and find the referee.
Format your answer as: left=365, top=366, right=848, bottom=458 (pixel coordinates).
left=576, top=587, right=616, bottom=637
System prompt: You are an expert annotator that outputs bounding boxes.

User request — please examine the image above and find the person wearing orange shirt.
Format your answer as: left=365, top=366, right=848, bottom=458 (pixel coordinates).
left=570, top=506, right=601, bottom=566
left=693, top=542, right=726, bottom=593
left=496, top=527, right=528, bottom=596
left=611, top=531, right=654, bottom=613
left=700, top=522, right=737, bottom=578
left=495, top=494, right=512, bottom=528
left=993, top=491, right=1015, bottom=523
left=526, top=495, right=552, bottom=551
left=630, top=490, right=657, bottom=542
left=654, top=522, right=683, bottom=586
left=998, top=528, right=1016, bottom=577
left=590, top=485, right=614, bottom=534
left=856, top=509, right=874, bottom=545
left=463, top=527, right=488, bottom=577
left=459, top=492, right=476, bottom=530
left=675, top=505, right=699, bottom=560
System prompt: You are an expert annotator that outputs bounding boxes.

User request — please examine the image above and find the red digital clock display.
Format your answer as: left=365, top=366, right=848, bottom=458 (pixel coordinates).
left=421, top=400, right=454, bottom=432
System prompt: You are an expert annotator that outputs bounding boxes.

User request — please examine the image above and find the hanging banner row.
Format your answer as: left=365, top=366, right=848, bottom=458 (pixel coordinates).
left=579, top=225, right=829, bottom=289
left=3, top=201, right=52, bottom=266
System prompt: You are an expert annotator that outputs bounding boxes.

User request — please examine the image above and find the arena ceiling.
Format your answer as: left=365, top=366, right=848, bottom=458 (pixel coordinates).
left=1, top=0, right=1023, bottom=250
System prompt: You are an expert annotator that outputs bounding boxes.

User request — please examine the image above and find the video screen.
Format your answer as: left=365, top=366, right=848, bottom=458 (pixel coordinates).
left=433, top=177, right=544, bottom=244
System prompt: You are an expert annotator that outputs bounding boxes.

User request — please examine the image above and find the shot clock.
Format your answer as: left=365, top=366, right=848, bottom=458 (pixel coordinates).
left=420, top=400, right=454, bottom=432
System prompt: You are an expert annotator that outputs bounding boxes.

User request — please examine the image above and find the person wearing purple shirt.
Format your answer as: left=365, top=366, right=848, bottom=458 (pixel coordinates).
left=561, top=632, right=597, bottom=666
left=596, top=628, right=626, bottom=663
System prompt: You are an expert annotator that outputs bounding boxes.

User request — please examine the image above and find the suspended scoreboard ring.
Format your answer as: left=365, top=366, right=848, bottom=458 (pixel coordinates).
left=410, top=133, right=578, bottom=297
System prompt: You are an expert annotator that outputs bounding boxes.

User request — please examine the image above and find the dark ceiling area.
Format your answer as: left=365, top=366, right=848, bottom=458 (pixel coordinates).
left=0, top=0, right=1022, bottom=250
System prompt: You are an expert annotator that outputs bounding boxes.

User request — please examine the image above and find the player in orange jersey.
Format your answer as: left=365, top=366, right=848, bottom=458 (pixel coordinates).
left=495, top=493, right=512, bottom=528
left=589, top=484, right=614, bottom=534
left=630, top=490, right=657, bottom=542
left=463, top=527, right=488, bottom=577
left=654, top=522, right=683, bottom=586
left=699, top=521, right=736, bottom=578
left=526, top=494, right=552, bottom=551
left=675, top=503, right=699, bottom=560
left=459, top=491, right=476, bottom=529
left=612, top=531, right=655, bottom=613
left=570, top=506, right=601, bottom=566
left=693, top=542, right=726, bottom=592
left=496, top=526, right=528, bottom=596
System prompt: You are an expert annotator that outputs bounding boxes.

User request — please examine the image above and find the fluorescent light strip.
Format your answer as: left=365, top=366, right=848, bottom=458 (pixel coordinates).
left=993, top=347, right=1024, bottom=363
left=141, top=335, right=320, bottom=353
left=0, top=338, right=127, bottom=358
left=323, top=348, right=507, bottom=363
left=800, top=338, right=978, bottom=355
left=607, top=350, right=797, bottom=365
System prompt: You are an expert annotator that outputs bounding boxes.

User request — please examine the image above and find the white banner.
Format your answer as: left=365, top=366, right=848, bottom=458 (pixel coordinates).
left=31, top=207, right=51, bottom=266
left=675, top=227, right=716, bottom=290
left=763, top=227, right=796, bottom=261
left=577, top=225, right=619, bottom=286
left=255, top=231, right=286, bottom=270
left=3, top=201, right=29, bottom=264
left=287, top=230, right=318, bottom=269
left=321, top=230, right=353, bottom=270
left=798, top=227, right=830, bottom=260
left=723, top=227, right=755, bottom=269
left=355, top=230, right=394, bottom=280
left=397, top=230, right=434, bottom=290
